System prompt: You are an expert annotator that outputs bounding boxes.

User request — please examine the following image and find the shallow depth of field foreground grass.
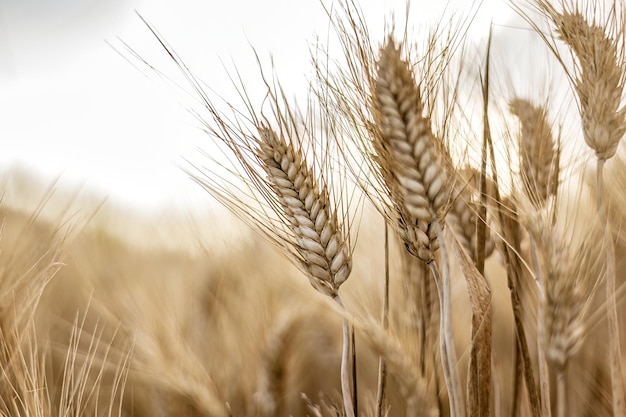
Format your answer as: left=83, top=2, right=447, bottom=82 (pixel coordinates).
left=2, top=0, right=626, bottom=416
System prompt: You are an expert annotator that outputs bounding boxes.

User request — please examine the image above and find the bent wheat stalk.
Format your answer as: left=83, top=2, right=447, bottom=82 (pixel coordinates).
left=375, top=221, right=389, bottom=417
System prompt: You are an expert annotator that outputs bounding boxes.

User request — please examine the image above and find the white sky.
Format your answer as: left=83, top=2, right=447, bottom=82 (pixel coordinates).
left=0, top=0, right=516, bottom=213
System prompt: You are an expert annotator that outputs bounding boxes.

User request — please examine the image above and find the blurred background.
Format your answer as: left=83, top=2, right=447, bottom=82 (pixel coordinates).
left=0, top=0, right=516, bottom=215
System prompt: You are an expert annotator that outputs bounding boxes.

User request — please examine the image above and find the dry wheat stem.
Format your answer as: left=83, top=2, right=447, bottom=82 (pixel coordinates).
left=448, top=227, right=493, bottom=417
left=535, top=257, right=552, bottom=417
left=556, top=369, right=567, bottom=417
left=334, top=295, right=356, bottom=417
left=596, top=159, right=626, bottom=417
left=375, top=221, right=389, bottom=417
left=489, top=164, right=541, bottom=417
left=429, top=218, right=465, bottom=417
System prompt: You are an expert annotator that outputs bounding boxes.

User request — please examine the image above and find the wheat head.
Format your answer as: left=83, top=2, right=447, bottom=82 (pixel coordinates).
left=256, top=126, right=352, bottom=297
left=551, top=8, right=626, bottom=161
left=373, top=38, right=449, bottom=262
left=509, top=98, right=558, bottom=207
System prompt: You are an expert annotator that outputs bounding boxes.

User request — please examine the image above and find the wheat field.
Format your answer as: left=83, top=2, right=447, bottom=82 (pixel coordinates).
left=1, top=0, right=626, bottom=416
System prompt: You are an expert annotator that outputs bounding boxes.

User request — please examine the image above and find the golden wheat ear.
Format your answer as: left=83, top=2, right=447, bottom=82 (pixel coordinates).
left=255, top=125, right=352, bottom=297
left=522, top=201, right=599, bottom=417
left=371, top=37, right=470, bottom=417
left=555, top=12, right=626, bottom=162
left=151, top=39, right=359, bottom=413
left=372, top=38, right=449, bottom=263
left=509, top=98, right=558, bottom=207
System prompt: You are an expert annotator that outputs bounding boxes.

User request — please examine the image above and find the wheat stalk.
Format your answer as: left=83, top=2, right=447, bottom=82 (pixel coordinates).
left=523, top=4, right=626, bottom=414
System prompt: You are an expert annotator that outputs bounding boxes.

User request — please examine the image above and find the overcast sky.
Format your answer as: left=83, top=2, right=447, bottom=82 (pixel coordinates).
left=0, top=0, right=517, bottom=213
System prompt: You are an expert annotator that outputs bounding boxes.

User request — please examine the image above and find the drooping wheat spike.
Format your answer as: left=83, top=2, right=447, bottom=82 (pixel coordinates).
left=162, top=46, right=357, bottom=412
left=509, top=98, right=558, bottom=207
left=373, top=38, right=449, bottom=263
left=553, top=10, right=626, bottom=162
left=136, top=15, right=356, bottom=299
left=255, top=126, right=352, bottom=297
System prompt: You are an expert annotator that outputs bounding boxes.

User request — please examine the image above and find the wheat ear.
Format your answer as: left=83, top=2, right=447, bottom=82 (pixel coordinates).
left=373, top=39, right=448, bottom=263
left=356, top=317, right=434, bottom=417
left=373, top=38, right=464, bottom=417
left=539, top=7, right=626, bottom=415
left=255, top=125, right=355, bottom=417
left=510, top=97, right=559, bottom=417
left=509, top=98, right=558, bottom=208
left=525, top=206, right=594, bottom=417
left=256, top=126, right=352, bottom=297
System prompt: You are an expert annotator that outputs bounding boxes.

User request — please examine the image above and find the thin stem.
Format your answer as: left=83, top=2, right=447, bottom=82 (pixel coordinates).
left=556, top=367, right=566, bottom=417
left=376, top=221, right=389, bottom=417
left=530, top=236, right=551, bottom=417
left=334, top=295, right=356, bottom=417
left=351, top=326, right=358, bottom=416
left=596, top=158, right=626, bottom=417
left=529, top=238, right=543, bottom=294
left=511, top=341, right=522, bottom=417
left=430, top=218, right=465, bottom=417
left=476, top=23, right=493, bottom=276
left=480, top=31, right=540, bottom=415
left=489, top=162, right=541, bottom=417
